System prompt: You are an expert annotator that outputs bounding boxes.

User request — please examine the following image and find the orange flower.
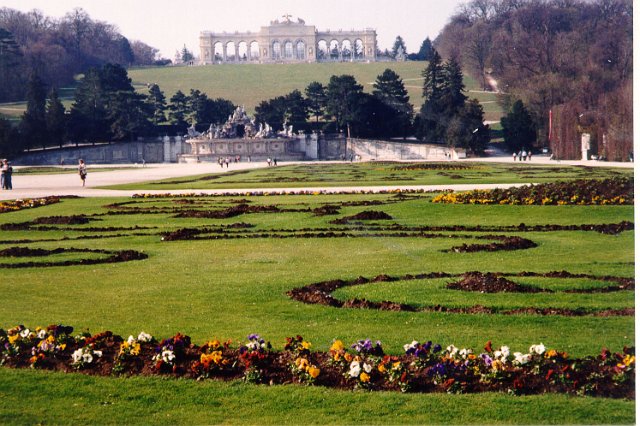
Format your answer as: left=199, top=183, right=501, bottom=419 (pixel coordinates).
left=308, top=365, right=320, bottom=378
left=359, top=372, right=370, bottom=383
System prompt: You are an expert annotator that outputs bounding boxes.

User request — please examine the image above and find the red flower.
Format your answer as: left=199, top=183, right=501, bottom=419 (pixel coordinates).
left=484, top=341, right=493, bottom=353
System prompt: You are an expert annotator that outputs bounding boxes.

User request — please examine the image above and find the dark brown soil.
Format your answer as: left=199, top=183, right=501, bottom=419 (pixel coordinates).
left=0, top=247, right=148, bottom=268
left=330, top=210, right=393, bottom=224
left=446, top=272, right=549, bottom=293
left=286, top=271, right=633, bottom=317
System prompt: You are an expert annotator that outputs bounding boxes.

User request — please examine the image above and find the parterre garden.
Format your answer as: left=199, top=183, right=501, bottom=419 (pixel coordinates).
left=0, top=163, right=634, bottom=424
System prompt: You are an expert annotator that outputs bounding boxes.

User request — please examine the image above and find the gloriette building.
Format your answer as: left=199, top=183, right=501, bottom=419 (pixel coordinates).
left=199, top=15, right=377, bottom=64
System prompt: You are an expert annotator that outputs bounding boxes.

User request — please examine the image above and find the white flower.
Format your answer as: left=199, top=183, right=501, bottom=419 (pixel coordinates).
left=459, top=348, right=473, bottom=359
left=500, top=346, right=510, bottom=357
left=94, top=350, right=102, bottom=358
left=363, top=363, right=372, bottom=373
left=137, top=332, right=152, bottom=342
left=127, top=335, right=136, bottom=345
left=348, top=361, right=361, bottom=378
left=403, top=340, right=419, bottom=352
left=162, top=350, right=175, bottom=364
left=37, top=329, right=47, bottom=339
left=20, top=329, right=31, bottom=338
left=446, top=345, right=459, bottom=356
left=513, top=352, right=531, bottom=365
left=529, top=343, right=546, bottom=355
left=71, top=349, right=83, bottom=364
left=82, top=352, right=93, bottom=364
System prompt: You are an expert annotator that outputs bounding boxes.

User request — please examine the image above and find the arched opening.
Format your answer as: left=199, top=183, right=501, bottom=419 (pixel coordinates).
left=329, top=39, right=340, bottom=60
left=250, top=41, right=260, bottom=60
left=238, top=41, right=248, bottom=61
left=341, top=40, right=353, bottom=61
left=225, top=41, right=236, bottom=61
left=213, top=42, right=224, bottom=61
left=354, top=39, right=364, bottom=60
left=295, top=41, right=305, bottom=60
left=284, top=41, right=294, bottom=59
left=317, top=40, right=328, bottom=60
left=272, top=41, right=281, bottom=59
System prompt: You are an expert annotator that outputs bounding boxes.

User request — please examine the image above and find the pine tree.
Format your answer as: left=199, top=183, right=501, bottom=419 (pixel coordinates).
left=19, top=73, right=48, bottom=149
left=417, top=50, right=446, bottom=142
left=45, top=88, right=67, bottom=148
left=441, top=58, right=467, bottom=116
left=0, top=28, right=25, bottom=102
left=146, top=84, right=167, bottom=125
left=391, top=36, right=407, bottom=59
left=68, top=67, right=107, bottom=143
left=373, top=69, right=413, bottom=138
left=168, top=90, right=189, bottom=128
left=501, top=100, right=537, bottom=152
left=417, top=37, right=434, bottom=61
left=181, top=45, right=194, bottom=63
left=326, top=75, right=364, bottom=137
left=305, top=81, right=326, bottom=130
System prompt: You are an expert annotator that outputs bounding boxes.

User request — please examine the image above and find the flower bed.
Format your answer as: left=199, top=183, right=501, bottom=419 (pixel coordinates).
left=432, top=178, right=633, bottom=205
left=0, top=197, right=62, bottom=214
left=0, top=325, right=633, bottom=398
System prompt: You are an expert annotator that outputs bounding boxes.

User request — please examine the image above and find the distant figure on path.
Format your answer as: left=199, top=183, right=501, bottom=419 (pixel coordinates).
left=513, top=152, right=517, bottom=161
left=0, top=159, right=5, bottom=189
left=267, top=157, right=272, bottom=167
left=1, top=159, right=12, bottom=190
left=78, top=159, right=87, bottom=187
left=528, top=151, right=532, bottom=161
left=273, top=158, right=277, bottom=166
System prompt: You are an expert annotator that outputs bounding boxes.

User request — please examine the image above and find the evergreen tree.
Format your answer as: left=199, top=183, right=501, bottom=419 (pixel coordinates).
left=0, top=117, right=21, bottom=158
left=445, top=99, right=490, bottom=154
left=372, top=68, right=413, bottom=138
left=305, top=81, right=326, bottom=129
left=45, top=88, right=67, bottom=148
left=391, top=36, right=407, bottom=59
left=68, top=67, right=107, bottom=143
left=255, top=96, right=287, bottom=132
left=441, top=58, right=467, bottom=117
left=0, top=28, right=25, bottom=102
left=181, top=45, right=194, bottom=63
left=501, top=99, right=537, bottom=152
left=107, top=90, right=149, bottom=140
left=19, top=73, right=48, bottom=150
left=326, top=75, right=364, bottom=137
left=417, top=50, right=446, bottom=142
left=417, top=37, right=434, bottom=61
left=284, top=90, right=309, bottom=132
left=146, top=83, right=167, bottom=125
left=168, top=90, right=189, bottom=128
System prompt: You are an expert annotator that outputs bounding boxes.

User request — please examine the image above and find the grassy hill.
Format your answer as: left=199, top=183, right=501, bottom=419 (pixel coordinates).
left=0, top=62, right=502, bottom=122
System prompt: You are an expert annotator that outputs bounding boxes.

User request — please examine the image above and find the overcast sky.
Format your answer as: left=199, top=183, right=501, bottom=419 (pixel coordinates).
left=2, top=0, right=464, bottom=59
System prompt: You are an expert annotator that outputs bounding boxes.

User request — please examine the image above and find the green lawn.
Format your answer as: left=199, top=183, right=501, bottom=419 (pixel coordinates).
left=0, top=170, right=634, bottom=423
left=0, top=62, right=502, bottom=121
left=103, top=162, right=633, bottom=191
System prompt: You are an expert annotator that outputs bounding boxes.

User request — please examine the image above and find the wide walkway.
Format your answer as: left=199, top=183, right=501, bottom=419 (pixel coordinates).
left=0, top=156, right=633, bottom=201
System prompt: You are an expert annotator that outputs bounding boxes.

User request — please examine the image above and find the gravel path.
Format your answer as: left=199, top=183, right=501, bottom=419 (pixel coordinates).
left=0, top=157, right=632, bottom=200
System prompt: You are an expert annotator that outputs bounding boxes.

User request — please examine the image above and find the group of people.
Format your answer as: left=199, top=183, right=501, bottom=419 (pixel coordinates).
left=1, top=159, right=12, bottom=190
left=266, top=157, right=277, bottom=167
left=217, top=155, right=245, bottom=168
left=513, top=150, right=533, bottom=161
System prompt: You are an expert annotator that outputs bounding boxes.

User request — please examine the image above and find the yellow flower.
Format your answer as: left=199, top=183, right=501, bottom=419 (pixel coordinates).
left=623, top=355, right=635, bottom=366
left=330, top=340, right=344, bottom=352
left=545, top=349, right=558, bottom=358
left=359, top=372, right=370, bottom=383
left=295, top=357, right=309, bottom=370
left=8, top=335, right=19, bottom=344
left=301, top=341, right=311, bottom=350
left=344, top=353, right=353, bottom=362
left=308, top=365, right=320, bottom=378
left=378, top=364, right=387, bottom=373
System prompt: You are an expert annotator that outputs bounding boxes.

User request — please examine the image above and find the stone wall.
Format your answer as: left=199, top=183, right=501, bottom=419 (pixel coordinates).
left=14, top=137, right=187, bottom=165
left=347, top=139, right=466, bottom=161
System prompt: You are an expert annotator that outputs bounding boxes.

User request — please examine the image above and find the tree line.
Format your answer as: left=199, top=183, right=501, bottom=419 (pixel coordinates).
left=434, top=0, right=632, bottom=159
left=0, top=7, right=167, bottom=103
left=0, top=53, right=492, bottom=158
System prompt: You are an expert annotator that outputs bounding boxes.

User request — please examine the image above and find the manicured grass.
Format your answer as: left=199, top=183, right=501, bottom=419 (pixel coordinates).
left=0, top=369, right=634, bottom=425
left=103, top=162, right=633, bottom=191
left=0, top=172, right=634, bottom=423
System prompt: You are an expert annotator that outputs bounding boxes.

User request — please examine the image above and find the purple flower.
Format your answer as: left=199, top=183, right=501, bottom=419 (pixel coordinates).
left=433, top=344, right=442, bottom=353
left=480, top=353, right=493, bottom=367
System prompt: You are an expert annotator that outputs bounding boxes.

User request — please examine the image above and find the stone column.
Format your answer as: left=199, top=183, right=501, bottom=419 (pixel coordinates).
left=163, top=136, right=171, bottom=163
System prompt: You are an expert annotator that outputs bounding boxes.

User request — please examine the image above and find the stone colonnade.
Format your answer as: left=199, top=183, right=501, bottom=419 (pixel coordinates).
left=200, top=20, right=376, bottom=64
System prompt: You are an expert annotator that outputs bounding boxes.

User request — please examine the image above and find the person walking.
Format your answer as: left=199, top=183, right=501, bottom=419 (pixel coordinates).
left=1, top=160, right=12, bottom=190
left=0, top=159, right=6, bottom=189
left=78, top=159, right=87, bottom=187
left=273, top=157, right=277, bottom=166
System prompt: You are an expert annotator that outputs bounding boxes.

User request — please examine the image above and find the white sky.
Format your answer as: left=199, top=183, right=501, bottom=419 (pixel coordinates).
left=1, top=0, right=464, bottom=59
